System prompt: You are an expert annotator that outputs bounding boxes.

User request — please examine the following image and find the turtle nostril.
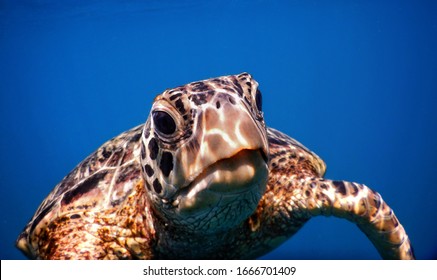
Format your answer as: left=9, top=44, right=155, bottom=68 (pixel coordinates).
left=228, top=96, right=236, bottom=105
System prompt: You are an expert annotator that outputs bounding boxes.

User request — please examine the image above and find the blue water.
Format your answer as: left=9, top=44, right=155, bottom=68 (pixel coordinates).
left=1, top=0, right=436, bottom=260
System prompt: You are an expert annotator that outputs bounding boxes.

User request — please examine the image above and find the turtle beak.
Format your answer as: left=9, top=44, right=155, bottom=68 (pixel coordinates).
left=174, top=92, right=269, bottom=189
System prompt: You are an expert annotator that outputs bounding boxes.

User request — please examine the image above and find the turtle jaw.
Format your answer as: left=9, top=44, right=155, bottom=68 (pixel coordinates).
left=179, top=149, right=267, bottom=201
left=168, top=148, right=268, bottom=233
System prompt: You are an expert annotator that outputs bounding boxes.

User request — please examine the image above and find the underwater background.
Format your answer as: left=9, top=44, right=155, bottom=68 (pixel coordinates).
left=1, top=0, right=436, bottom=260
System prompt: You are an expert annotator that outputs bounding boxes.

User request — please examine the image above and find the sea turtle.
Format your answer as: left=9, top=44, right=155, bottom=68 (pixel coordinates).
left=16, top=73, right=414, bottom=259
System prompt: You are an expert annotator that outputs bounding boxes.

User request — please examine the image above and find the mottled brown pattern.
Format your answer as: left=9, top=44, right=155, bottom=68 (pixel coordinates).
left=16, top=73, right=414, bottom=259
left=33, top=180, right=155, bottom=259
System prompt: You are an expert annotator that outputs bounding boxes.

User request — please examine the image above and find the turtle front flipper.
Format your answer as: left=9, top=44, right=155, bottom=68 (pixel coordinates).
left=22, top=179, right=156, bottom=259
left=292, top=178, right=415, bottom=259
left=247, top=127, right=415, bottom=259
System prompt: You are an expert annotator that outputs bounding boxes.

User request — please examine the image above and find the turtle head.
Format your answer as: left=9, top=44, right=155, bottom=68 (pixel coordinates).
left=140, top=73, right=269, bottom=233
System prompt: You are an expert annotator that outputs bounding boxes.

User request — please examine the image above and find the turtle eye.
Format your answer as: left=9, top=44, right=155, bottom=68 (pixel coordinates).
left=255, top=89, right=262, bottom=112
left=152, top=111, right=176, bottom=135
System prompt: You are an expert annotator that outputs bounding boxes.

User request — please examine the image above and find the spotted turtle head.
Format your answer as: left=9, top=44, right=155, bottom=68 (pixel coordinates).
left=140, top=73, right=269, bottom=233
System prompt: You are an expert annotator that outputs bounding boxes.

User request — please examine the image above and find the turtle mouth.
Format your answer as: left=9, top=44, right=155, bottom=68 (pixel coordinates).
left=172, top=148, right=268, bottom=213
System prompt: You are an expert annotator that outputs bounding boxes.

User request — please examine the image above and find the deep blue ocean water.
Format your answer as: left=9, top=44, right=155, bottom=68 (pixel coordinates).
left=1, top=0, right=436, bottom=260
